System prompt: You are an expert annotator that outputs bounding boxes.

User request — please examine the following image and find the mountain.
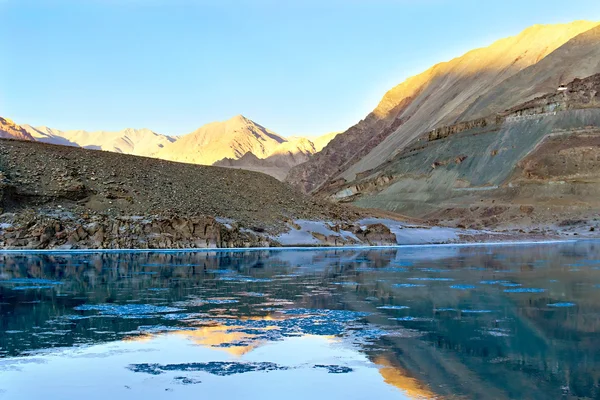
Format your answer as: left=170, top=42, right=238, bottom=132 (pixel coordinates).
left=460, top=23, right=600, bottom=120
left=22, top=125, right=176, bottom=157
left=0, top=117, right=34, bottom=141
left=12, top=115, right=338, bottom=180
left=286, top=21, right=600, bottom=193
left=156, top=115, right=285, bottom=166
left=213, top=133, right=339, bottom=180
left=21, top=125, right=79, bottom=147
left=306, top=56, right=600, bottom=230
left=331, top=72, right=600, bottom=230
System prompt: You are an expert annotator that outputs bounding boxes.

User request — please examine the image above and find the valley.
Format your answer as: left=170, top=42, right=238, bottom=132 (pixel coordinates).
left=2, top=21, right=600, bottom=248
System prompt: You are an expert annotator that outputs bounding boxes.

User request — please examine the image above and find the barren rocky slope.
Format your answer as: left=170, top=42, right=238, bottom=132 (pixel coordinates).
left=287, top=21, right=599, bottom=193
left=322, top=74, right=600, bottom=232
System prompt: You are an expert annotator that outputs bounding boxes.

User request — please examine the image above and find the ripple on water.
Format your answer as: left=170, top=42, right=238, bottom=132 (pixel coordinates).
left=484, top=328, right=511, bottom=337
left=377, top=306, right=410, bottom=310
left=11, top=286, right=55, bottom=291
left=408, top=278, right=454, bottom=282
left=128, top=362, right=288, bottom=376
left=480, top=280, right=521, bottom=287
left=174, top=376, right=202, bottom=385
left=393, top=283, right=427, bottom=288
left=314, top=365, right=353, bottom=374
left=460, top=310, right=494, bottom=314
left=1, top=278, right=63, bottom=290
left=1, top=278, right=63, bottom=285
left=504, top=288, right=546, bottom=293
left=356, top=267, right=407, bottom=273
left=389, top=317, right=434, bottom=322
left=218, top=276, right=272, bottom=283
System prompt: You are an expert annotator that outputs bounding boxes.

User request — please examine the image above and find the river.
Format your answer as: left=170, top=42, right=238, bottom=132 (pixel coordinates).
left=1, top=242, right=599, bottom=399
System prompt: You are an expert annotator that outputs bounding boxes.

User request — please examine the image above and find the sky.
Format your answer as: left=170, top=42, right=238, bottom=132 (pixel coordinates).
left=2, top=0, right=600, bottom=137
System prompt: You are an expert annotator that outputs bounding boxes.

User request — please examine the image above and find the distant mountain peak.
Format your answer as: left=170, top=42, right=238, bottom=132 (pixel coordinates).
left=230, top=114, right=250, bottom=123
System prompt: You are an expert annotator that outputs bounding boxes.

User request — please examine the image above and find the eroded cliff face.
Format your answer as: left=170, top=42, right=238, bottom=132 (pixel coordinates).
left=0, top=214, right=273, bottom=250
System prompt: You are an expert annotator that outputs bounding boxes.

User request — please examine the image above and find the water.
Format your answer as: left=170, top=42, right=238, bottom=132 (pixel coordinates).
left=1, top=242, right=600, bottom=399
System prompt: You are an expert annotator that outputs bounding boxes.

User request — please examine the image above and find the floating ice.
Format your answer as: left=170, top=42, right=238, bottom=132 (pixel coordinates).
left=450, top=285, right=476, bottom=290
left=547, top=302, right=576, bottom=308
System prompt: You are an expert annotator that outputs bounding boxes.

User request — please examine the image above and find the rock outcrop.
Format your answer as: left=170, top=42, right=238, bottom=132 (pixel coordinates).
left=0, top=213, right=272, bottom=250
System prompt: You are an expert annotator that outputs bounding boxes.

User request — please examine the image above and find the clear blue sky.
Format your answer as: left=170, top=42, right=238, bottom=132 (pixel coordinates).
left=2, top=0, right=600, bottom=137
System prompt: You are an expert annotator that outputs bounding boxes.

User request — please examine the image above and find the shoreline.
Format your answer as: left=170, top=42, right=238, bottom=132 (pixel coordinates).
left=0, top=238, right=582, bottom=254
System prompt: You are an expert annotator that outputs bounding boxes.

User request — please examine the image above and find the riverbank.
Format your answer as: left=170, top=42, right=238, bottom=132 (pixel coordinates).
left=0, top=207, right=581, bottom=250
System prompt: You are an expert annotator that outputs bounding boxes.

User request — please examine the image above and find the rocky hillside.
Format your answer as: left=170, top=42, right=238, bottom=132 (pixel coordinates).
left=287, top=21, right=600, bottom=193
left=0, top=138, right=360, bottom=227
left=322, top=73, right=600, bottom=231
left=0, top=139, right=424, bottom=249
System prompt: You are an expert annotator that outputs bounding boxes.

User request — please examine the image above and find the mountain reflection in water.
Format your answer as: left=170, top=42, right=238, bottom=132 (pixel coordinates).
left=1, top=242, right=600, bottom=399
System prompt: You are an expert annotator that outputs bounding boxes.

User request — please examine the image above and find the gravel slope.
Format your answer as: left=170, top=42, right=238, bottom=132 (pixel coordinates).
left=0, top=139, right=361, bottom=232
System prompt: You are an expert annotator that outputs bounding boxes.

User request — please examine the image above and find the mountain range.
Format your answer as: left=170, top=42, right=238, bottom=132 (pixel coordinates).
left=0, top=115, right=337, bottom=181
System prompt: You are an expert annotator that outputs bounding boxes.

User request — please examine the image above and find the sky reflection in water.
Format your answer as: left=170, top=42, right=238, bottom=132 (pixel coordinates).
left=1, top=242, right=600, bottom=399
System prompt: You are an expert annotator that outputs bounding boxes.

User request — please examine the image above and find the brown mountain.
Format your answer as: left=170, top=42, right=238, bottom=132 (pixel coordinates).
left=316, top=72, right=600, bottom=231
left=286, top=21, right=599, bottom=193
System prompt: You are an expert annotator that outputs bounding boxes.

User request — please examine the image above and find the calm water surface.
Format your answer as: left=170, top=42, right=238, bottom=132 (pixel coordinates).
left=1, top=242, right=600, bottom=399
